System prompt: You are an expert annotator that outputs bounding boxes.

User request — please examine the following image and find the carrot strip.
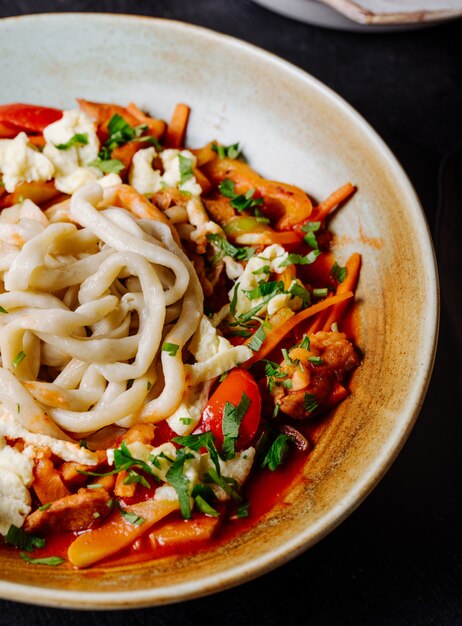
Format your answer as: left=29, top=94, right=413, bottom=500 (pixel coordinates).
left=125, top=102, right=166, bottom=139
left=192, top=166, right=212, bottom=195
left=67, top=498, right=179, bottom=568
left=321, top=253, right=361, bottom=331
left=149, top=515, right=221, bottom=550
left=243, top=291, right=353, bottom=367
left=33, top=453, right=70, bottom=505
left=312, top=183, right=356, bottom=223
left=260, top=231, right=302, bottom=246
left=165, top=103, right=190, bottom=148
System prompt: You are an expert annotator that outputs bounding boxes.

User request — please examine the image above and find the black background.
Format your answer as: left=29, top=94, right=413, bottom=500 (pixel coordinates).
left=0, top=1, right=461, bottom=624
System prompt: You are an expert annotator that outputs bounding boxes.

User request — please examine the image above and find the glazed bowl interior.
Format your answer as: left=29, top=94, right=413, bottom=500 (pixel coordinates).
left=0, top=13, right=438, bottom=609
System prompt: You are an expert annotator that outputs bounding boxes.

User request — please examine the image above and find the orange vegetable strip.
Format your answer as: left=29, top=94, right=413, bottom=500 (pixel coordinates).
left=149, top=515, right=221, bottom=550
left=322, top=382, right=348, bottom=411
left=192, top=166, right=212, bottom=195
left=259, top=231, right=302, bottom=246
left=321, top=253, right=361, bottom=331
left=243, top=291, right=353, bottom=367
left=312, top=183, right=356, bottom=223
left=125, top=102, right=166, bottom=140
left=165, top=103, right=190, bottom=148
left=67, top=498, right=179, bottom=568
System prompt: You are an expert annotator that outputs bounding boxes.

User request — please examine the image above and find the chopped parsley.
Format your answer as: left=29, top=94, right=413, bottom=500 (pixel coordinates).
left=222, top=392, right=251, bottom=459
left=230, top=283, right=239, bottom=318
left=252, top=265, right=271, bottom=276
left=263, top=360, right=288, bottom=392
left=194, top=495, right=220, bottom=517
left=304, top=393, right=318, bottom=414
left=299, top=334, right=311, bottom=350
left=12, top=351, right=26, bottom=368
left=178, top=154, right=194, bottom=185
left=20, top=553, right=65, bottom=566
left=312, top=287, right=329, bottom=298
left=5, top=525, right=45, bottom=552
left=88, top=157, right=125, bottom=174
left=236, top=502, right=250, bottom=518
left=234, top=294, right=275, bottom=324
left=301, top=221, right=321, bottom=250
left=147, top=381, right=152, bottom=391
left=162, top=342, right=180, bottom=357
left=203, top=467, right=243, bottom=503
left=179, top=417, right=193, bottom=425
left=288, top=282, right=311, bottom=306
left=212, top=142, right=241, bottom=160
left=261, top=434, right=292, bottom=471
left=173, top=431, right=221, bottom=476
left=116, top=503, right=145, bottom=526
left=308, top=356, right=323, bottom=365
left=123, top=470, right=150, bottom=489
left=245, top=280, right=284, bottom=301
left=278, top=250, right=320, bottom=268
left=55, top=133, right=89, bottom=150
left=219, top=179, right=263, bottom=213
left=78, top=440, right=157, bottom=479
left=38, top=503, right=52, bottom=511
left=330, top=261, right=348, bottom=283
left=248, top=323, right=267, bottom=352
left=206, top=233, right=255, bottom=262
left=98, top=113, right=147, bottom=159
left=166, top=448, right=195, bottom=519
left=0, top=306, right=8, bottom=314
left=282, top=379, right=293, bottom=389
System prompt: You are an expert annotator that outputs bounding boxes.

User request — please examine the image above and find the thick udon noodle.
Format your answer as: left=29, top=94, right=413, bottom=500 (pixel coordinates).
left=0, top=183, right=203, bottom=440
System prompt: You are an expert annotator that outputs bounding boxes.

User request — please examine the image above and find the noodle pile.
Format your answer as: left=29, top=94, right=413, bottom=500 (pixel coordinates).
left=0, top=182, right=203, bottom=442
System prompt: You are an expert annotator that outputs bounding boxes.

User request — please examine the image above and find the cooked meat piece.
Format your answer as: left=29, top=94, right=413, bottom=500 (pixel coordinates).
left=24, top=488, right=111, bottom=534
left=33, top=448, right=70, bottom=505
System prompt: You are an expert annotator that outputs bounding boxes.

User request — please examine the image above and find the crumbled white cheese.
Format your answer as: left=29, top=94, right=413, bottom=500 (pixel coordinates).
left=129, top=147, right=161, bottom=195
left=227, top=244, right=289, bottom=319
left=0, top=436, right=35, bottom=535
left=185, top=315, right=252, bottom=384
left=167, top=380, right=213, bottom=435
left=98, top=172, right=123, bottom=189
left=223, top=255, right=244, bottom=280
left=160, top=149, right=202, bottom=196
left=43, top=109, right=100, bottom=194
left=0, top=132, right=55, bottom=193
left=0, top=412, right=97, bottom=465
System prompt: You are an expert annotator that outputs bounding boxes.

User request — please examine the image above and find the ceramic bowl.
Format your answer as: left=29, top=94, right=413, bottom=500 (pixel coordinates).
left=0, top=13, right=438, bottom=609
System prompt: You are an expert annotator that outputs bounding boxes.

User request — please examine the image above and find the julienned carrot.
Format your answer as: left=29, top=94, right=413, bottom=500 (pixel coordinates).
left=260, top=231, right=302, bottom=246
left=312, top=182, right=356, bottom=223
left=193, top=166, right=212, bottom=194
left=125, top=102, right=166, bottom=139
left=243, top=291, right=354, bottom=367
left=67, top=498, right=179, bottom=568
left=321, top=253, right=361, bottom=331
left=165, top=103, right=190, bottom=148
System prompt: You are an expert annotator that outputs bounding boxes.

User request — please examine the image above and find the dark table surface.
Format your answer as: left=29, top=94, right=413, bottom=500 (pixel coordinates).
left=0, top=1, right=461, bottom=624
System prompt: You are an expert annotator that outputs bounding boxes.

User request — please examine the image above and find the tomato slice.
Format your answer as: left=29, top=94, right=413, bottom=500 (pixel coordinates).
left=0, top=103, right=63, bottom=135
left=199, top=369, right=261, bottom=450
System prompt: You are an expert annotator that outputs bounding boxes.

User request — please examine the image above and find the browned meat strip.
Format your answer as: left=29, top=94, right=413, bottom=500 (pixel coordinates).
left=24, top=488, right=110, bottom=534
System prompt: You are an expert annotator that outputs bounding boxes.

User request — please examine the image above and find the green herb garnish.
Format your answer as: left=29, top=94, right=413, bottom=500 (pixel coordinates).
left=222, top=392, right=251, bottom=459
left=20, top=553, right=65, bottom=566
left=278, top=251, right=320, bottom=268
left=55, top=133, right=88, bottom=150
left=166, top=448, right=194, bottom=519
left=12, top=351, right=26, bottom=368
left=212, top=142, right=241, bottom=160
left=301, top=221, right=321, bottom=250
left=330, top=261, right=347, bottom=283
left=206, top=233, right=255, bottom=262
left=304, top=393, right=318, bottom=414
left=248, top=323, right=267, bottom=352
left=261, top=434, right=292, bottom=471
left=219, top=179, right=263, bottom=213
left=5, top=525, right=45, bottom=552
left=178, top=154, right=194, bottom=185
left=162, top=342, right=180, bottom=357
left=88, top=157, right=125, bottom=174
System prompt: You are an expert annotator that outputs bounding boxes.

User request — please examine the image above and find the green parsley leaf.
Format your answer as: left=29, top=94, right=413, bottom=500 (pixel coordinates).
left=212, top=142, right=241, bottom=160
left=261, top=434, right=292, bottom=471
left=304, top=393, right=318, bottom=414
left=55, top=133, right=89, bottom=150
left=252, top=265, right=271, bottom=276
left=245, top=280, right=284, bottom=300
left=308, top=356, right=323, bottom=365
left=123, top=470, right=150, bottom=489
left=88, top=157, right=125, bottom=174
left=147, top=381, right=152, bottom=391
left=231, top=329, right=252, bottom=338
left=79, top=439, right=88, bottom=449
left=236, top=502, right=250, bottom=518
left=166, top=448, right=194, bottom=519
left=206, top=233, right=255, bottom=262
left=162, top=342, right=180, bottom=357
left=312, top=287, right=329, bottom=298
left=235, top=295, right=274, bottom=324
left=98, top=114, right=146, bottom=159
left=222, top=392, right=251, bottom=459
left=278, top=250, right=320, bottom=268
left=194, top=495, right=220, bottom=517
left=192, top=483, right=217, bottom=502
left=283, top=379, right=293, bottom=389
left=299, top=334, right=310, bottom=350
left=230, top=283, right=239, bottom=318
left=288, top=282, right=311, bottom=306
left=179, top=417, right=193, bottom=425
left=116, top=503, right=145, bottom=526
left=87, top=484, right=103, bottom=489
left=79, top=440, right=157, bottom=479
left=219, top=179, right=263, bottom=213
left=0, top=306, right=8, bottom=313
left=20, top=553, right=65, bottom=566
left=248, top=323, right=267, bottom=352
left=281, top=348, right=291, bottom=364
left=38, top=503, right=52, bottom=511
left=203, top=467, right=243, bottom=502
left=12, top=351, right=26, bottom=368
left=330, top=261, right=348, bottom=283
left=5, top=525, right=45, bottom=552
left=301, top=221, right=321, bottom=250
left=178, top=154, right=194, bottom=185
left=254, top=430, right=273, bottom=465
left=174, top=432, right=221, bottom=476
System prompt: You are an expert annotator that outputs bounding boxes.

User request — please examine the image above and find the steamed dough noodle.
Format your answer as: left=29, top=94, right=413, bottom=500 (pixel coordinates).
left=0, top=183, right=205, bottom=438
